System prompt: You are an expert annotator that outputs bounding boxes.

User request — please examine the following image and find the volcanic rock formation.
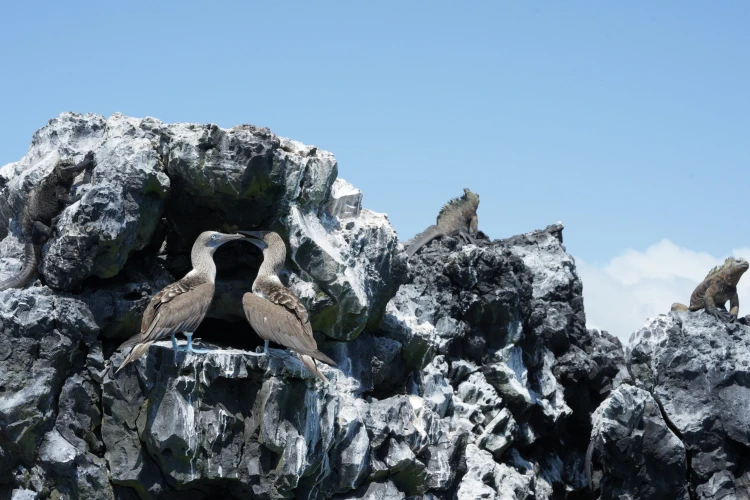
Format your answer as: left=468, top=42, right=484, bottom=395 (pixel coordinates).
left=1, top=113, right=624, bottom=499
left=589, top=311, right=750, bottom=499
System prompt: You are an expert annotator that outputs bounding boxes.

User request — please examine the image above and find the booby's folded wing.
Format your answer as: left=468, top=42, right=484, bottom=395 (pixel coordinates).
left=242, top=293, right=336, bottom=366
left=141, top=280, right=191, bottom=332
left=264, top=286, right=310, bottom=325
left=140, top=281, right=215, bottom=343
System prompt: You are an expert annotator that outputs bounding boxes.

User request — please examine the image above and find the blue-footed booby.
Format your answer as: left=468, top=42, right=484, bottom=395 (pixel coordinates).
left=240, top=231, right=336, bottom=383
left=116, top=231, right=245, bottom=373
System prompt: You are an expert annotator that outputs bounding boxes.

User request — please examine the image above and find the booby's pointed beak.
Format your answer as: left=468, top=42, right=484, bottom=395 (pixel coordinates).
left=236, top=231, right=267, bottom=250
left=219, top=233, right=246, bottom=242
left=237, top=230, right=266, bottom=239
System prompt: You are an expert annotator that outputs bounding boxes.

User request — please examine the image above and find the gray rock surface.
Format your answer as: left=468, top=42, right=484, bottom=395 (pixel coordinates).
left=1, top=114, right=623, bottom=499
left=378, top=225, right=626, bottom=498
left=0, top=112, right=403, bottom=340
left=588, top=384, right=687, bottom=499
left=590, top=311, right=750, bottom=498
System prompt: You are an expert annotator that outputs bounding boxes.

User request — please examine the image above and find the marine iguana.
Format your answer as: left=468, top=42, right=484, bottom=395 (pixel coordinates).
left=0, top=151, right=95, bottom=291
left=404, top=188, right=479, bottom=258
left=671, top=256, right=749, bottom=322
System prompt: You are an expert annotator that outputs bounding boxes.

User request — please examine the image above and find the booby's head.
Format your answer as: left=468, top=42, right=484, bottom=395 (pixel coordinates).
left=188, top=231, right=245, bottom=281
left=238, top=230, right=287, bottom=276
left=194, top=231, right=246, bottom=255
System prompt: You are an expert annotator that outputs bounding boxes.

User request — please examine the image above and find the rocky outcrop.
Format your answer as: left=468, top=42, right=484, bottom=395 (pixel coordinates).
left=589, top=310, right=750, bottom=499
left=0, top=113, right=402, bottom=341
left=1, top=113, right=623, bottom=499
left=386, top=225, right=626, bottom=498
left=588, top=384, right=687, bottom=499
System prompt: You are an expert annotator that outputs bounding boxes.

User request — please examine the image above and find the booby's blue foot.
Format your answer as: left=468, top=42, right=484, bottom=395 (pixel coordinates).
left=179, top=333, right=211, bottom=354
left=171, top=332, right=179, bottom=350
left=245, top=340, right=269, bottom=357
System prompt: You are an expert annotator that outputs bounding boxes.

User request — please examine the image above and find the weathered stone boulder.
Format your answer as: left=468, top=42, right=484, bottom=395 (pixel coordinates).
left=591, top=311, right=750, bottom=498
left=380, top=225, right=626, bottom=497
left=588, top=384, right=687, bottom=499
left=0, top=288, right=98, bottom=466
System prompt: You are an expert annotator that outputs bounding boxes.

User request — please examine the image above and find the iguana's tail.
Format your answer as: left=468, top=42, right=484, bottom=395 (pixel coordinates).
left=0, top=242, right=40, bottom=292
left=405, top=224, right=442, bottom=258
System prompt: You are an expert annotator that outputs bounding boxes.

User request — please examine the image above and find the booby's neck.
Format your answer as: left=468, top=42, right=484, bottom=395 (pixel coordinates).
left=252, top=274, right=283, bottom=296
left=256, top=242, right=285, bottom=280
left=252, top=235, right=287, bottom=295
left=190, top=246, right=218, bottom=283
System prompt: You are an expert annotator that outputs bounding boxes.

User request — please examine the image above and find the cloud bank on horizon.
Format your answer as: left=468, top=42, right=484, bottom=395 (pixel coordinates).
left=577, top=240, right=750, bottom=344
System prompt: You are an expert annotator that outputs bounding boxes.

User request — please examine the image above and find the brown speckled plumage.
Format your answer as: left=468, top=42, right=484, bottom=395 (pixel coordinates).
left=116, top=231, right=244, bottom=372
left=242, top=231, right=336, bottom=382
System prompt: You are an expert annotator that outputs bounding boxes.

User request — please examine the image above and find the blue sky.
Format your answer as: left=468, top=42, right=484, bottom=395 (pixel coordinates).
left=2, top=2, right=749, bottom=340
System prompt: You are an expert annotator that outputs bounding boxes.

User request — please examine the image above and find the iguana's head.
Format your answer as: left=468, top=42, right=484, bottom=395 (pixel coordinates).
left=55, top=151, right=94, bottom=181
left=708, top=257, right=749, bottom=285
left=463, top=188, right=480, bottom=208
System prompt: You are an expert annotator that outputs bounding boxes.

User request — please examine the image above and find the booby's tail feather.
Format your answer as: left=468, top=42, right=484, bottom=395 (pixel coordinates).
left=117, top=334, right=142, bottom=351
left=296, top=353, right=329, bottom=384
left=307, top=349, right=336, bottom=366
left=116, top=341, right=154, bottom=374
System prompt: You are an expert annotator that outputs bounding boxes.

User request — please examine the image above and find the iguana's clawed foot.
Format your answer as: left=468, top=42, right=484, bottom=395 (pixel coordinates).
left=50, top=216, right=63, bottom=238
left=709, top=309, right=735, bottom=323
left=457, top=230, right=477, bottom=245
left=31, top=221, right=52, bottom=245
left=458, top=233, right=477, bottom=245
left=73, top=151, right=95, bottom=173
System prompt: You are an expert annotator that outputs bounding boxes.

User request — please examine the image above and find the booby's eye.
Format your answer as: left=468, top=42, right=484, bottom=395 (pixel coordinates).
left=211, top=234, right=218, bottom=240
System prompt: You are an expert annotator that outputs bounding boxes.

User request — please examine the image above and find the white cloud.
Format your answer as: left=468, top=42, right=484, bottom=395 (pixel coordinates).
left=576, top=240, right=750, bottom=345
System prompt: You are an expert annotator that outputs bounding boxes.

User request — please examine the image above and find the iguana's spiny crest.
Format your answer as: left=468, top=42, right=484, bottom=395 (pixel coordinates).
left=436, top=188, right=479, bottom=224
left=405, top=188, right=480, bottom=258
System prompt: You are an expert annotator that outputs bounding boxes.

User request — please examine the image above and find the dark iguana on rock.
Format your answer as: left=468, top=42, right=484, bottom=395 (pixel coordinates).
left=671, top=256, right=749, bottom=322
left=0, top=151, right=95, bottom=291
left=404, top=188, right=479, bottom=258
